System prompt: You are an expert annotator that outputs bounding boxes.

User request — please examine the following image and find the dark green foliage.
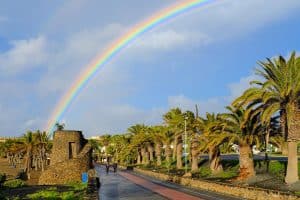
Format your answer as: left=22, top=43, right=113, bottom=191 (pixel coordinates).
left=192, top=166, right=212, bottom=178
left=199, top=166, right=212, bottom=177
left=27, top=190, right=60, bottom=200
left=268, top=161, right=285, bottom=178
left=3, top=179, right=25, bottom=188
left=16, top=170, right=27, bottom=180
left=0, top=173, right=6, bottom=186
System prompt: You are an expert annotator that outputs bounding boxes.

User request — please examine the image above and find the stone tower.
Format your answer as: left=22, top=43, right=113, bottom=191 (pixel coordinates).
left=39, top=130, right=92, bottom=185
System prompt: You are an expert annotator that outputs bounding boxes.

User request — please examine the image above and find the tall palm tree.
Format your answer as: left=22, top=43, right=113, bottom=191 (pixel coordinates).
left=198, top=113, right=223, bottom=174
left=22, top=131, right=36, bottom=179
left=99, top=134, right=111, bottom=163
left=183, top=111, right=197, bottom=172
left=163, top=108, right=185, bottom=169
left=35, top=131, right=49, bottom=171
left=160, top=129, right=175, bottom=164
left=215, top=106, right=263, bottom=180
left=233, top=52, right=300, bottom=184
left=148, top=126, right=164, bottom=166
left=128, top=124, right=151, bottom=165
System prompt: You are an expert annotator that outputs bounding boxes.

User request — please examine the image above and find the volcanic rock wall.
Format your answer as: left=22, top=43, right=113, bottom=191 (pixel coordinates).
left=39, top=130, right=92, bottom=185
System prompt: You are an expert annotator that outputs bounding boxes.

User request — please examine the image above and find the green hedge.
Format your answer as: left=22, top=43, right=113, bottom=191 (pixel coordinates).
left=3, top=179, right=25, bottom=188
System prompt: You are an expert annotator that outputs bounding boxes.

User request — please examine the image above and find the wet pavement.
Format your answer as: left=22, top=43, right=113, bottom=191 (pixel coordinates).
left=96, top=165, right=244, bottom=200
left=96, top=165, right=167, bottom=200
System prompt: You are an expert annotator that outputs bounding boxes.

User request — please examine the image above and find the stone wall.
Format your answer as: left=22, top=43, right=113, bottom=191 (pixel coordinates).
left=133, top=168, right=300, bottom=200
left=50, top=130, right=87, bottom=165
left=39, top=130, right=92, bottom=185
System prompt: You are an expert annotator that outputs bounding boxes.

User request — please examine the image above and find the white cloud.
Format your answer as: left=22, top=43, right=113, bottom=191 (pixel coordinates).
left=1, top=0, right=300, bottom=136
left=0, top=36, right=47, bottom=74
left=227, top=74, right=259, bottom=100
left=132, top=30, right=211, bottom=51
left=168, top=95, right=225, bottom=116
left=167, top=73, right=261, bottom=117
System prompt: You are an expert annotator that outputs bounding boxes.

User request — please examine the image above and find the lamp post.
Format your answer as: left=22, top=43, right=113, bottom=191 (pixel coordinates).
left=184, top=116, right=188, bottom=174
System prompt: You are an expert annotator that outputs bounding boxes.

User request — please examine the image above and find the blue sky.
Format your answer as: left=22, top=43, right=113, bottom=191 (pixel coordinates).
left=1, top=0, right=300, bottom=137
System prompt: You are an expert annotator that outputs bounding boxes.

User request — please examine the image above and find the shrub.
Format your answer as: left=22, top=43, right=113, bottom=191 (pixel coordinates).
left=61, top=191, right=75, bottom=200
left=3, top=179, right=25, bottom=188
left=198, top=166, right=212, bottom=177
left=0, top=173, right=6, bottom=186
left=27, top=191, right=59, bottom=200
left=67, top=182, right=87, bottom=191
left=269, top=161, right=285, bottom=178
left=215, top=169, right=238, bottom=179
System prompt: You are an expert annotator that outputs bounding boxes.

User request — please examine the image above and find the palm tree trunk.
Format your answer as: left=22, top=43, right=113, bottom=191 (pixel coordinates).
left=209, top=147, right=223, bottom=174
left=285, top=102, right=300, bottom=184
left=145, top=152, right=150, bottom=165
left=265, top=130, right=270, bottom=172
left=238, top=143, right=255, bottom=180
left=141, top=147, right=147, bottom=165
left=173, top=137, right=177, bottom=160
left=137, top=150, right=141, bottom=165
left=280, top=109, right=288, bottom=155
left=148, top=145, right=154, bottom=162
left=285, top=141, right=299, bottom=184
left=281, top=142, right=288, bottom=155
left=280, top=109, right=288, bottom=141
left=176, top=136, right=183, bottom=169
left=191, top=138, right=199, bottom=172
left=165, top=145, right=171, bottom=163
left=155, top=143, right=162, bottom=166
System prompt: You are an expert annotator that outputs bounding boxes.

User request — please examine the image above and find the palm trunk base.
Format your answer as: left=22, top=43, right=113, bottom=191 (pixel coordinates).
left=238, top=144, right=255, bottom=180
left=285, top=141, right=299, bottom=184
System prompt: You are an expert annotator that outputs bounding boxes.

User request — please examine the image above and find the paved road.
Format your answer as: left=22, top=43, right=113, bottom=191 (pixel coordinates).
left=96, top=166, right=167, bottom=200
left=96, top=165, right=244, bottom=200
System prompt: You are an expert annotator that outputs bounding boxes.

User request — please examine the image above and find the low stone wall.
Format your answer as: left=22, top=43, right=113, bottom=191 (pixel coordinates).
left=39, top=152, right=91, bottom=185
left=133, top=168, right=300, bottom=200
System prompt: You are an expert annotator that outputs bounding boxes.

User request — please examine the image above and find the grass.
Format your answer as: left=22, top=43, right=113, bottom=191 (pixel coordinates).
left=25, top=185, right=84, bottom=200
left=67, top=182, right=87, bottom=191
left=0, top=180, right=87, bottom=200
left=3, top=179, right=25, bottom=188
left=27, top=190, right=60, bottom=200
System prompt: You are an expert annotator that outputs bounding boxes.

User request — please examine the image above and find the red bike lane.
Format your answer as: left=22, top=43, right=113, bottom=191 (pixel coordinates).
left=118, top=171, right=203, bottom=200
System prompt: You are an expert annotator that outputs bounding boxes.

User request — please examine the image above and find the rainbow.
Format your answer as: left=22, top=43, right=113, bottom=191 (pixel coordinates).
left=45, top=0, right=215, bottom=134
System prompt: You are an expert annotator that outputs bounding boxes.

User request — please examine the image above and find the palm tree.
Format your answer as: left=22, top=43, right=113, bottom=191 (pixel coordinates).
left=198, top=113, right=223, bottom=174
left=163, top=108, right=185, bottom=169
left=183, top=111, right=197, bottom=172
left=35, top=131, right=49, bottom=171
left=233, top=52, right=300, bottom=184
left=89, top=139, right=101, bottom=162
left=128, top=124, right=151, bottom=165
left=148, top=126, right=164, bottom=166
left=99, top=134, right=111, bottom=163
left=55, top=122, right=65, bottom=131
left=215, top=106, right=263, bottom=180
left=22, top=131, right=36, bottom=179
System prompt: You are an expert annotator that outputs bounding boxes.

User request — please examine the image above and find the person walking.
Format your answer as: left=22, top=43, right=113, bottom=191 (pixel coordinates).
left=113, top=163, right=117, bottom=173
left=105, top=163, right=110, bottom=174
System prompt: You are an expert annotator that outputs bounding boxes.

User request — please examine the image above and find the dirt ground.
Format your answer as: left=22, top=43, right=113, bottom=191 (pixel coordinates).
left=0, top=157, right=22, bottom=180
left=0, top=158, right=43, bottom=185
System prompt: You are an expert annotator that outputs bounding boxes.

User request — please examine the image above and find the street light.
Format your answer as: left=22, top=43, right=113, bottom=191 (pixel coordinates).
left=184, top=116, right=188, bottom=174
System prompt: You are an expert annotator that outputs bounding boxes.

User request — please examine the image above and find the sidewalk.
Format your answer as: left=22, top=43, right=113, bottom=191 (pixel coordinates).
left=119, top=171, right=202, bottom=200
